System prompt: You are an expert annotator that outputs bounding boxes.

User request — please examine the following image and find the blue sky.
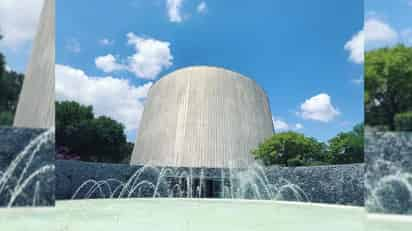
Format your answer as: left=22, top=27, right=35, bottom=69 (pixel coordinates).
left=0, top=0, right=367, bottom=142
left=54, top=0, right=364, bottom=142
left=365, top=0, right=412, bottom=50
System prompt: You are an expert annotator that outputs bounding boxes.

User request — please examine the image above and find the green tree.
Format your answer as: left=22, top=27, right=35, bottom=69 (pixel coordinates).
left=56, top=101, right=133, bottom=163
left=0, top=35, right=24, bottom=126
left=365, top=45, right=412, bottom=130
left=394, top=111, right=412, bottom=131
left=327, top=123, right=364, bottom=164
left=251, top=131, right=325, bottom=167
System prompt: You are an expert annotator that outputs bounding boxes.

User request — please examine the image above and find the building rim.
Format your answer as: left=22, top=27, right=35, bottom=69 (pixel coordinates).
left=151, top=65, right=269, bottom=98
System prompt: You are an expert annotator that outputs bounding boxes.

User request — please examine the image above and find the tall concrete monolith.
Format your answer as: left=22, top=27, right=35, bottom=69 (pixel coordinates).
left=13, top=0, right=55, bottom=129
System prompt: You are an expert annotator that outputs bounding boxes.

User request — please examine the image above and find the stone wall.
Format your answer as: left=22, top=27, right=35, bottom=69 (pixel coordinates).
left=265, top=164, right=364, bottom=206
left=0, top=128, right=55, bottom=207
left=56, top=160, right=364, bottom=206
left=365, top=130, right=412, bottom=214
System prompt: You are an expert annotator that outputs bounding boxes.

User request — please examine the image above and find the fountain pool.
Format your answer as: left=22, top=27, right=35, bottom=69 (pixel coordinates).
left=1, top=198, right=409, bottom=231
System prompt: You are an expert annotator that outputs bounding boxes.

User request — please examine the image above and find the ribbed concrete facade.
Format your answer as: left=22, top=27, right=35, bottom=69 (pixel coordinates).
left=14, top=0, right=55, bottom=129
left=131, top=66, right=274, bottom=168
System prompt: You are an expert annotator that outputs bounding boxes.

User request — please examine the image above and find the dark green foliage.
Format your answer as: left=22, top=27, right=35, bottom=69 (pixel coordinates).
left=394, top=111, right=412, bottom=131
left=56, top=101, right=133, bottom=163
left=365, top=45, right=412, bottom=131
left=286, top=157, right=304, bottom=167
left=0, top=43, right=24, bottom=126
left=252, top=123, right=364, bottom=166
left=0, top=111, right=14, bottom=125
left=326, top=124, right=364, bottom=165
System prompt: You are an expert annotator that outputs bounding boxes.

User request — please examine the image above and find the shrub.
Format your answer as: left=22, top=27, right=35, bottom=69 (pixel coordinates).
left=394, top=111, right=412, bottom=131
left=287, top=157, right=304, bottom=167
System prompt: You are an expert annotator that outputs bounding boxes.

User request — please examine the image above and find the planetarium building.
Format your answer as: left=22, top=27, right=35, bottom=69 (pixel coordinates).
left=131, top=66, right=274, bottom=168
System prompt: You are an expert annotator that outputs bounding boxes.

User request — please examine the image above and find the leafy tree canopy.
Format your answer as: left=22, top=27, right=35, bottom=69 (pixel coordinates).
left=326, top=123, right=364, bottom=165
left=251, top=131, right=325, bottom=167
left=365, top=45, right=412, bottom=130
left=0, top=35, right=24, bottom=126
left=252, top=123, right=364, bottom=167
left=56, top=101, right=133, bottom=163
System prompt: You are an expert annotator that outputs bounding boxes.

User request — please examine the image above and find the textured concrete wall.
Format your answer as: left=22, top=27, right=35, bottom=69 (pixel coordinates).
left=131, top=66, right=274, bottom=168
left=14, top=0, right=55, bottom=129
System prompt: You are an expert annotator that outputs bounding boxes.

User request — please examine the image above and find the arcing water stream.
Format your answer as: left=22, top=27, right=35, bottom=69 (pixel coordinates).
left=0, top=129, right=54, bottom=207
left=72, top=161, right=309, bottom=201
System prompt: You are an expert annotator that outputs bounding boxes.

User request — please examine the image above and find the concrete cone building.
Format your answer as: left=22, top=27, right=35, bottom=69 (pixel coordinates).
left=131, top=66, right=274, bottom=168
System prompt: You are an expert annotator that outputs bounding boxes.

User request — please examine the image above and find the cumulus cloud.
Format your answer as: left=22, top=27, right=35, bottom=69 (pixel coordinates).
left=272, top=117, right=303, bottom=132
left=167, top=0, right=184, bottom=23
left=94, top=33, right=173, bottom=80
left=95, top=54, right=126, bottom=73
left=65, top=38, right=81, bottom=53
left=99, top=38, right=114, bottom=46
left=345, top=30, right=364, bottom=64
left=5, top=65, right=11, bottom=72
left=55, top=64, right=152, bottom=132
left=126, top=33, right=173, bottom=79
left=364, top=18, right=398, bottom=48
left=272, top=117, right=289, bottom=132
left=0, top=0, right=44, bottom=49
left=345, top=18, right=399, bottom=64
left=197, top=1, right=207, bottom=14
left=298, top=93, right=340, bottom=122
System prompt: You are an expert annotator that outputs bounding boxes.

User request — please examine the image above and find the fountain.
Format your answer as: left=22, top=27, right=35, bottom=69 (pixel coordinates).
left=0, top=0, right=55, bottom=207
left=0, top=128, right=54, bottom=207
left=365, top=129, right=412, bottom=214
left=1, top=0, right=411, bottom=229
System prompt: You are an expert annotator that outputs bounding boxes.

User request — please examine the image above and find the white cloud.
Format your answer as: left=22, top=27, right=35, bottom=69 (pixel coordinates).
left=0, top=0, right=44, bottom=50
left=272, top=117, right=303, bottom=132
left=345, top=18, right=400, bottom=63
left=95, top=54, right=126, bottom=73
left=126, top=33, right=173, bottom=79
left=55, top=64, right=152, bottom=132
left=167, top=0, right=184, bottom=23
left=345, top=30, right=364, bottom=64
left=299, top=93, right=340, bottom=122
left=95, top=33, right=173, bottom=79
left=5, top=65, right=11, bottom=72
left=272, top=117, right=289, bottom=132
left=295, top=123, right=303, bottom=130
left=197, top=1, right=207, bottom=14
left=99, top=38, right=114, bottom=46
left=364, top=18, right=398, bottom=48
left=65, top=38, right=81, bottom=53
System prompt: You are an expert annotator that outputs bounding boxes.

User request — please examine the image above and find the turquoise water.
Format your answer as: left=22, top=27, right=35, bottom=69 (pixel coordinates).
left=0, top=198, right=410, bottom=231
